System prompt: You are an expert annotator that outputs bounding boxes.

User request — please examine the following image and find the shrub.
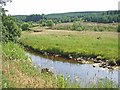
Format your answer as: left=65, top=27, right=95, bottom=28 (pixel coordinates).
left=71, top=22, right=85, bottom=31
left=93, top=27, right=98, bottom=31
left=2, top=16, right=21, bottom=42
left=21, top=23, right=30, bottom=31
left=38, top=20, right=47, bottom=26
left=117, top=23, right=120, bottom=32
left=46, top=20, right=55, bottom=27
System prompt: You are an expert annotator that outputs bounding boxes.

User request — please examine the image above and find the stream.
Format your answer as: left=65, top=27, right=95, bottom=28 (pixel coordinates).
left=26, top=51, right=119, bottom=87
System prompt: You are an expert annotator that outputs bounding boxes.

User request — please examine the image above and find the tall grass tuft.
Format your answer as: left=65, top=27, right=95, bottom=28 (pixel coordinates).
left=2, top=42, right=28, bottom=61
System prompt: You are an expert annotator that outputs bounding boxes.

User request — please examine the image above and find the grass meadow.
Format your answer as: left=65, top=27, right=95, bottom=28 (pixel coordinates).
left=20, top=30, right=119, bottom=64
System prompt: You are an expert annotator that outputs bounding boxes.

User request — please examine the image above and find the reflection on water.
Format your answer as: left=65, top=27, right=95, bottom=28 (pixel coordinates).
left=26, top=52, right=119, bottom=87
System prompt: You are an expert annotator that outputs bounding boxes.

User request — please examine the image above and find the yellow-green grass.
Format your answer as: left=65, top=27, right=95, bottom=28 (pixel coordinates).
left=20, top=30, right=119, bottom=63
left=2, top=42, right=81, bottom=88
left=2, top=42, right=52, bottom=88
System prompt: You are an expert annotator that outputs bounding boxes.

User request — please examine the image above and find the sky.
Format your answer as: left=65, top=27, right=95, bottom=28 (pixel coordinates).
left=3, top=0, right=120, bottom=15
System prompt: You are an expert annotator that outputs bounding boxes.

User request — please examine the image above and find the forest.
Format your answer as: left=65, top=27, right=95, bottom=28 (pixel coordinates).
left=14, top=10, right=119, bottom=23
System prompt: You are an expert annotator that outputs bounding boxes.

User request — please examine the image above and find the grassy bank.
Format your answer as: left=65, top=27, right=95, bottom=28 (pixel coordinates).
left=2, top=42, right=81, bottom=88
left=20, top=30, right=119, bottom=65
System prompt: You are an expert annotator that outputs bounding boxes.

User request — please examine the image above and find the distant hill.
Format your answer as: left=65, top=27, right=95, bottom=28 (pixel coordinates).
left=13, top=15, right=27, bottom=21
left=13, top=10, right=119, bottom=23
left=45, top=11, right=104, bottom=18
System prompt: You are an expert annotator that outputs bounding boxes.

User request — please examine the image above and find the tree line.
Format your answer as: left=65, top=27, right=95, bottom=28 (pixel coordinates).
left=14, top=10, right=119, bottom=23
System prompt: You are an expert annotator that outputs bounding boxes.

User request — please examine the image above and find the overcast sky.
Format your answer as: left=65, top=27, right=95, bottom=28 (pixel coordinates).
left=4, top=0, right=120, bottom=15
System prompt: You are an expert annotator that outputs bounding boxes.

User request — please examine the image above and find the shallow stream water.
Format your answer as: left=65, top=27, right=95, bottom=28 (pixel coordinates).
left=26, top=52, right=119, bottom=87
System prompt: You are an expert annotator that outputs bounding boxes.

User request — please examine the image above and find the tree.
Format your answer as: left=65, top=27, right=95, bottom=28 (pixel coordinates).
left=2, top=16, right=21, bottom=42
left=25, top=14, right=42, bottom=22
left=21, top=23, right=30, bottom=31
left=38, top=20, right=47, bottom=26
left=0, top=0, right=12, bottom=6
left=41, top=14, right=45, bottom=19
left=1, top=0, right=21, bottom=43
